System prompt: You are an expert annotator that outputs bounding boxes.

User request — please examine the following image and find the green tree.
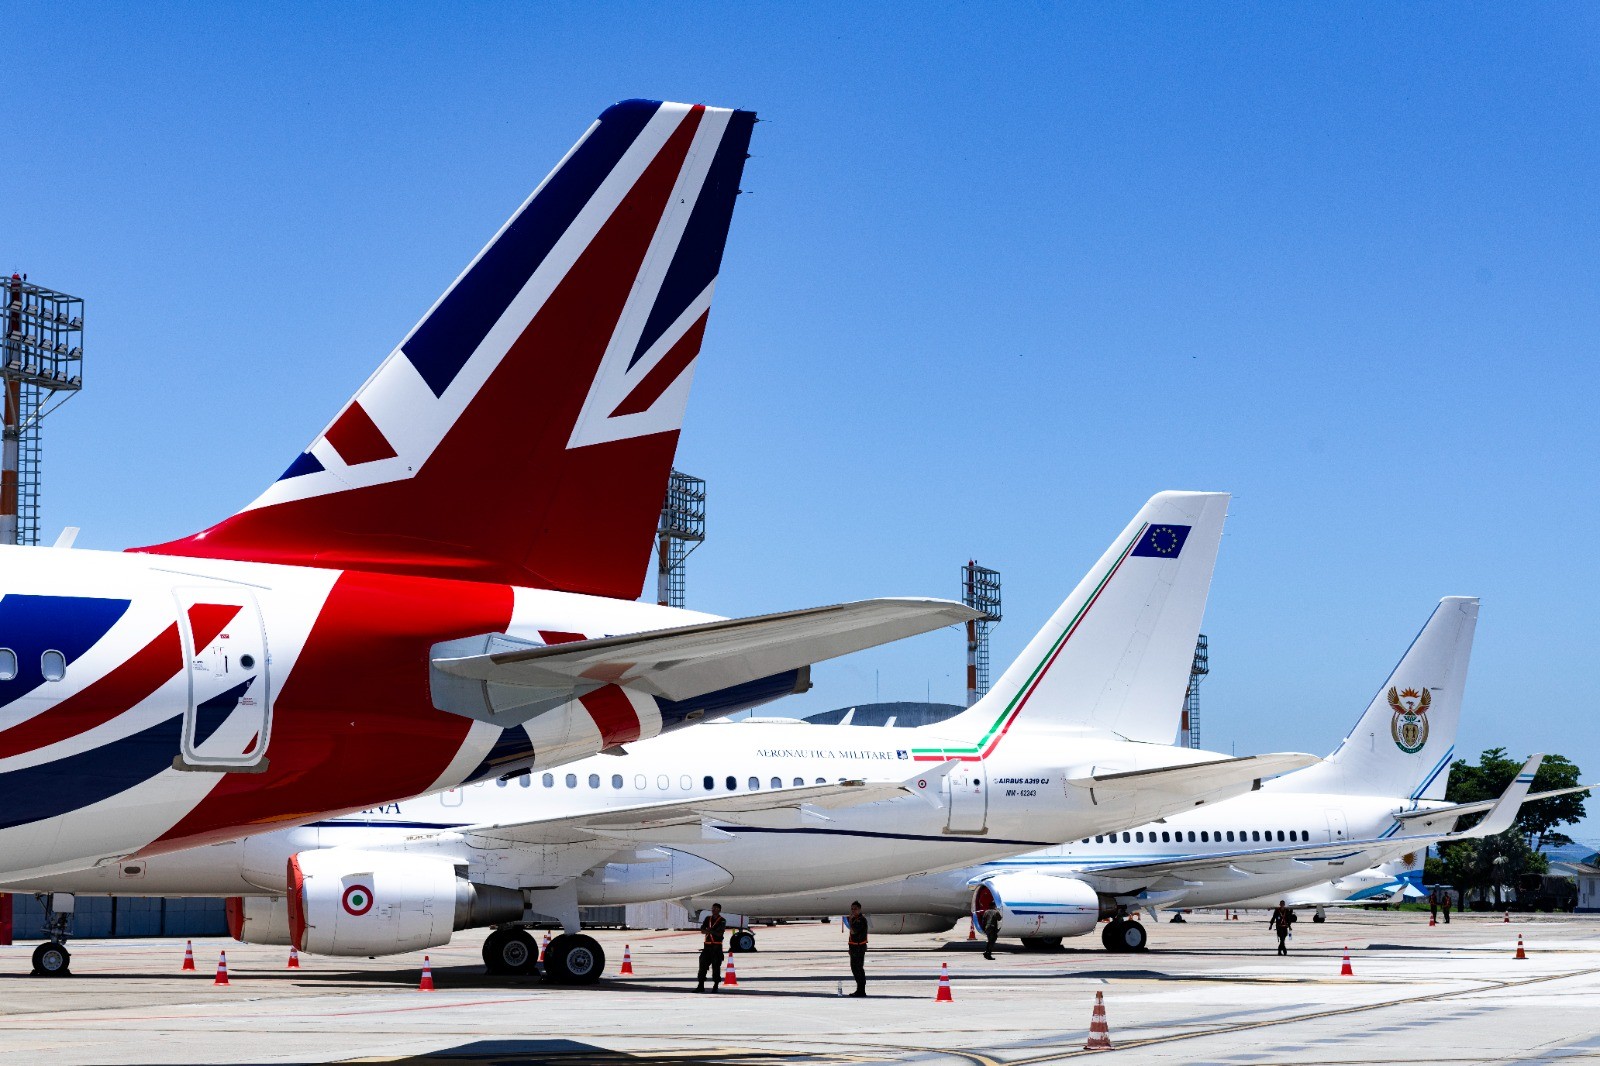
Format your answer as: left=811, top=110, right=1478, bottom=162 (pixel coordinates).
left=1522, top=754, right=1587, bottom=850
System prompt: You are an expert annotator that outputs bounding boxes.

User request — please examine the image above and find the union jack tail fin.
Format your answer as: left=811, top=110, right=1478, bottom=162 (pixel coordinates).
left=1270, top=596, right=1478, bottom=801
left=137, top=100, right=755, bottom=599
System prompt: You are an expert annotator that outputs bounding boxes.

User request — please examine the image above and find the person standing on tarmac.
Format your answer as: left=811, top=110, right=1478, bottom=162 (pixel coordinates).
left=1441, top=889, right=1452, bottom=924
left=1268, top=900, right=1295, bottom=956
left=982, top=907, right=1002, bottom=960
left=696, top=903, right=727, bottom=992
left=846, top=901, right=869, bottom=996
left=1429, top=890, right=1439, bottom=924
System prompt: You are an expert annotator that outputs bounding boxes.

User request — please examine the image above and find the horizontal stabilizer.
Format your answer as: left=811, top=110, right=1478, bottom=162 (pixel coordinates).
left=1393, top=777, right=1593, bottom=834
left=464, top=776, right=918, bottom=847
left=1070, top=753, right=1319, bottom=799
left=432, top=598, right=978, bottom=724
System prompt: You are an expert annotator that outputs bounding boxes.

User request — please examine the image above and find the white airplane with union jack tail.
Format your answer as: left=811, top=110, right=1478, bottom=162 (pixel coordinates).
left=8, top=491, right=1320, bottom=981
left=0, top=100, right=988, bottom=976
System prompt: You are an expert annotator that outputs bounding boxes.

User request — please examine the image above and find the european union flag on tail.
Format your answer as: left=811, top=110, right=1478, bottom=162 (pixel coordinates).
left=1131, top=524, right=1191, bottom=558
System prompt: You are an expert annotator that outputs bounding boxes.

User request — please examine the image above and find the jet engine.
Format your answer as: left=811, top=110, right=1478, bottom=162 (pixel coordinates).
left=865, top=913, right=958, bottom=935
left=226, top=895, right=293, bottom=945
left=288, top=849, right=524, bottom=957
left=970, top=872, right=1105, bottom=939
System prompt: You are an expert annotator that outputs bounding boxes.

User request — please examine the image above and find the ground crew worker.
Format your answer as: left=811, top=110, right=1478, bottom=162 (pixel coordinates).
left=846, top=901, right=869, bottom=996
left=1429, top=890, right=1439, bottom=923
left=696, top=903, right=727, bottom=992
left=982, top=907, right=1001, bottom=960
left=1268, top=900, right=1295, bottom=956
left=1441, top=889, right=1452, bottom=924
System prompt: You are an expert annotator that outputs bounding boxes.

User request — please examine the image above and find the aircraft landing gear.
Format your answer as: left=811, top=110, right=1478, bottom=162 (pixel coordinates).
left=1312, top=907, right=1327, bottom=924
left=730, top=929, right=757, bottom=953
left=30, top=893, right=75, bottom=976
left=481, top=927, right=538, bottom=975
left=542, top=933, right=605, bottom=984
left=1100, top=916, right=1149, bottom=953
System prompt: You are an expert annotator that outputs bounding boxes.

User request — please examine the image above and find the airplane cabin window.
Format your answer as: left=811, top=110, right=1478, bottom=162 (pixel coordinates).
left=565, top=774, right=577, bottom=788
left=496, top=778, right=507, bottom=788
left=1225, top=831, right=1234, bottom=842
left=1200, top=831, right=1209, bottom=842
left=612, top=774, right=623, bottom=789
left=1094, top=836, right=1103, bottom=843
left=1135, top=832, right=1144, bottom=843
left=1277, top=830, right=1285, bottom=841
left=635, top=774, right=647, bottom=789
left=680, top=775, right=692, bottom=790
left=588, top=773, right=600, bottom=789
left=749, top=776, right=760, bottom=790
left=658, top=774, right=670, bottom=790
left=41, top=650, right=65, bottom=682
left=543, top=773, right=554, bottom=788
left=793, top=777, right=804, bottom=787
left=726, top=775, right=737, bottom=791
left=1122, top=832, right=1131, bottom=843
left=1162, top=831, right=1171, bottom=843
left=816, top=777, right=825, bottom=784
left=771, top=777, right=782, bottom=789
left=1252, top=830, right=1261, bottom=841
left=519, top=774, right=530, bottom=788
left=703, top=775, right=715, bottom=791
left=1187, top=831, right=1196, bottom=842
left=0, top=648, right=15, bottom=680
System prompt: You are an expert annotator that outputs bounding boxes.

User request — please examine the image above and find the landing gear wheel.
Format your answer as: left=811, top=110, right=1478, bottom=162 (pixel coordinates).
left=543, top=933, right=605, bottom=985
left=1312, top=908, right=1327, bottom=924
left=482, top=927, right=537, bottom=975
left=731, top=929, right=757, bottom=953
left=1020, top=936, right=1063, bottom=951
left=1102, top=919, right=1148, bottom=953
left=31, top=941, right=71, bottom=976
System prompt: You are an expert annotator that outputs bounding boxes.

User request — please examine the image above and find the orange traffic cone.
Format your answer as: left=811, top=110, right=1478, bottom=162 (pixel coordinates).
left=1515, top=934, right=1527, bottom=960
left=287, top=946, right=300, bottom=969
left=1504, top=911, right=1511, bottom=923
left=935, top=962, right=954, bottom=1002
left=619, top=945, right=634, bottom=975
left=1339, top=947, right=1354, bottom=976
left=540, top=933, right=551, bottom=961
left=181, top=940, right=196, bottom=971
left=213, top=950, right=230, bottom=986
left=419, top=955, right=435, bottom=991
left=1084, top=990, right=1113, bottom=1051
left=1429, top=914, right=1436, bottom=927
left=723, top=956, right=738, bottom=987
left=968, top=916, right=977, bottom=941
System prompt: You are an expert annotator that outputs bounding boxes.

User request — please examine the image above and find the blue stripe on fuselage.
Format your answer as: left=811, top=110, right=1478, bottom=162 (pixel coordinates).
left=0, top=712, right=181, bottom=830
left=0, top=595, right=131, bottom=713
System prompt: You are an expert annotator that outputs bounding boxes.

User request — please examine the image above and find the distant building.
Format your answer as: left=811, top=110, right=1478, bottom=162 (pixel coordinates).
left=1551, top=861, right=1600, bottom=913
left=803, top=701, right=965, bottom=728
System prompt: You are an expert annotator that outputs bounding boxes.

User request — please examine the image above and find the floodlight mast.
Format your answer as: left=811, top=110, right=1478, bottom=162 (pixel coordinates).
left=961, top=561, right=1002, bottom=706
left=1, top=273, right=84, bottom=546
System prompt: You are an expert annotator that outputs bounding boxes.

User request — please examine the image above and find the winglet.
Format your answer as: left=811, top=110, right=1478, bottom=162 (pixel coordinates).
left=1454, top=754, right=1543, bottom=839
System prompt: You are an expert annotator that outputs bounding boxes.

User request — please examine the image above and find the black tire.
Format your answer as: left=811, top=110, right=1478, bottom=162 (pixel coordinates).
left=1019, top=936, right=1063, bottom=951
left=1100, top=920, right=1120, bottom=951
left=543, top=933, right=605, bottom=985
left=1113, top=915, right=1152, bottom=947
left=1312, top=913, right=1327, bottom=924
left=482, top=927, right=537, bottom=975
left=731, top=930, right=756, bottom=953
left=31, top=941, right=70, bottom=977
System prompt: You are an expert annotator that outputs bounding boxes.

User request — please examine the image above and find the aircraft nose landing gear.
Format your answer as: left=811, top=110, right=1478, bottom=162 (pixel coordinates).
left=30, top=893, right=76, bottom=976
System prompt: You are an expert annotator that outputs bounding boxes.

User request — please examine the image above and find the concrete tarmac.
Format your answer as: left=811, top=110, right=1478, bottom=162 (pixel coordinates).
left=1, top=910, right=1597, bottom=1064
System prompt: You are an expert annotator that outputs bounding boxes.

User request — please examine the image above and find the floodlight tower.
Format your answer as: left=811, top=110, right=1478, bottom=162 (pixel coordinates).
left=961, top=561, right=1002, bottom=706
left=2, top=274, right=84, bottom=546
left=655, top=469, right=706, bottom=608
left=1180, top=633, right=1209, bottom=748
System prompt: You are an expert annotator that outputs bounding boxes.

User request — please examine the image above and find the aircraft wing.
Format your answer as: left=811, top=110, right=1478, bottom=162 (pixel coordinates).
left=431, top=598, right=979, bottom=724
left=1074, top=756, right=1551, bottom=887
left=1068, top=752, right=1321, bottom=805
left=462, top=768, right=948, bottom=848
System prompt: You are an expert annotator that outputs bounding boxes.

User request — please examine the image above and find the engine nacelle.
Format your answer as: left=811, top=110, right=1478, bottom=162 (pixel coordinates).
left=865, top=913, right=958, bottom=935
left=971, top=872, right=1104, bottom=940
left=227, top=895, right=293, bottom=946
left=288, top=849, right=524, bottom=957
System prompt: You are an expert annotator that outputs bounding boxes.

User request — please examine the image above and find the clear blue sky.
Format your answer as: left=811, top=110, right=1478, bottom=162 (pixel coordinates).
left=6, top=4, right=1598, bottom=845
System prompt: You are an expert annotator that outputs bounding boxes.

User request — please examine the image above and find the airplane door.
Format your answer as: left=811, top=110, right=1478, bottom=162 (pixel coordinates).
left=946, top=764, right=988, bottom=834
left=1324, top=808, right=1348, bottom=842
left=174, top=588, right=271, bottom=772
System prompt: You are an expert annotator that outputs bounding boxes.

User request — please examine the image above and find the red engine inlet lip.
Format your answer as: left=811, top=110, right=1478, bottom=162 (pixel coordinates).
left=341, top=884, right=375, bottom=916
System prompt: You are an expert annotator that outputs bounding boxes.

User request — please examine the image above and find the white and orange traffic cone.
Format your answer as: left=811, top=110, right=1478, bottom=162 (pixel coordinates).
left=968, top=916, right=977, bottom=941
left=723, top=956, right=738, bottom=986
left=619, top=945, right=634, bottom=975
left=1084, top=990, right=1113, bottom=1051
left=1504, top=911, right=1511, bottom=923
left=540, top=933, right=551, bottom=961
left=1429, top=914, right=1437, bottom=927
left=287, top=946, right=300, bottom=969
left=419, top=955, right=435, bottom=991
left=181, top=940, right=196, bottom=972
left=1515, top=934, right=1527, bottom=960
left=935, top=962, right=954, bottom=1002
left=213, top=950, right=230, bottom=986
left=1339, top=947, right=1354, bottom=976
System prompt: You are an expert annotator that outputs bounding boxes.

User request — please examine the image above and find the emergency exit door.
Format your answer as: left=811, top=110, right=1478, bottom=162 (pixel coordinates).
left=174, top=588, right=271, bottom=772
left=946, top=764, right=988, bottom=834
left=1324, top=808, right=1348, bottom=842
